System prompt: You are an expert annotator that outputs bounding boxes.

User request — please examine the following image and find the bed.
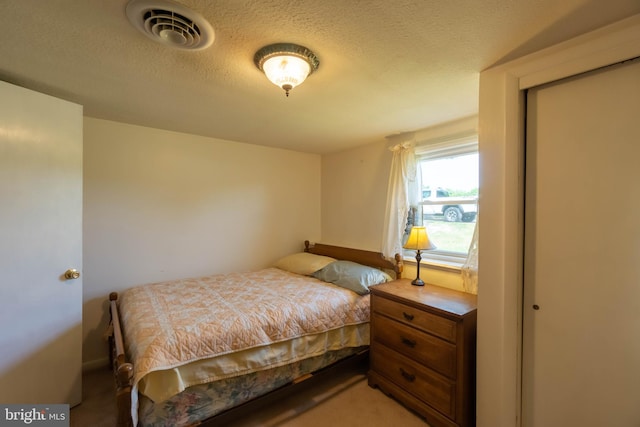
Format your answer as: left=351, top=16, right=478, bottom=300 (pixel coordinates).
left=108, top=241, right=402, bottom=427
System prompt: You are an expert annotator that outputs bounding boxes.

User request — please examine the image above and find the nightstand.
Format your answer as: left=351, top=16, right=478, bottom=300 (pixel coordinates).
left=368, top=279, right=477, bottom=427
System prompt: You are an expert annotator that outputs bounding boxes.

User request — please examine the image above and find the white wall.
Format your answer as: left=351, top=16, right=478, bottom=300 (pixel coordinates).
left=321, top=140, right=391, bottom=251
left=82, top=118, right=321, bottom=367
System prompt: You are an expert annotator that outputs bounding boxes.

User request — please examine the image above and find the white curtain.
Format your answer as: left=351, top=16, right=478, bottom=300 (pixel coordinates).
left=461, top=214, right=478, bottom=294
left=382, top=141, right=418, bottom=260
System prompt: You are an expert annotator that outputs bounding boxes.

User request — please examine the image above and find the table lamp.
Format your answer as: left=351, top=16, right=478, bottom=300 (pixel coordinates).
left=403, top=226, right=436, bottom=286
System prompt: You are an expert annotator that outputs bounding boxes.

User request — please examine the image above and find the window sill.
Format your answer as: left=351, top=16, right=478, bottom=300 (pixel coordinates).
left=402, top=255, right=463, bottom=274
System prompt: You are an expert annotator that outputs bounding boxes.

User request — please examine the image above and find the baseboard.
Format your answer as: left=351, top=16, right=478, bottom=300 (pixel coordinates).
left=83, top=357, right=110, bottom=372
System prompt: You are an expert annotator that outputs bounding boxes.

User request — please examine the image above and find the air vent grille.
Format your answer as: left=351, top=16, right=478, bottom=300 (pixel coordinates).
left=126, top=0, right=214, bottom=51
left=143, top=9, right=201, bottom=47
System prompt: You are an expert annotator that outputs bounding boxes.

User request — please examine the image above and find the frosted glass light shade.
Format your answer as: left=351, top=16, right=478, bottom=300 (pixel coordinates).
left=254, top=43, right=320, bottom=97
left=262, top=55, right=311, bottom=93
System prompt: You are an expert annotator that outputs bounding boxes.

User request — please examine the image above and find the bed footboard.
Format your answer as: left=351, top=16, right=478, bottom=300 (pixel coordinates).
left=109, top=292, right=134, bottom=427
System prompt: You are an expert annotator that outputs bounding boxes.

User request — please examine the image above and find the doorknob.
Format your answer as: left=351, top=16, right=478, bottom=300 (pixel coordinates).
left=64, top=269, right=80, bottom=280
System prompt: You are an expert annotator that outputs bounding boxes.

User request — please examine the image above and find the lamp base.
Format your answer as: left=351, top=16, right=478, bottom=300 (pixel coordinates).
left=411, top=250, right=425, bottom=286
left=411, top=278, right=425, bottom=286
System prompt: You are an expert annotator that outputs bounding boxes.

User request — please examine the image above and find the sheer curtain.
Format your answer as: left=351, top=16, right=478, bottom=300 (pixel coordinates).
left=461, top=214, right=478, bottom=294
left=381, top=141, right=419, bottom=260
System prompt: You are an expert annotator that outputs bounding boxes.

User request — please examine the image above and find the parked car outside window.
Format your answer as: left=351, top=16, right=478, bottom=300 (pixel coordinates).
left=421, top=187, right=477, bottom=223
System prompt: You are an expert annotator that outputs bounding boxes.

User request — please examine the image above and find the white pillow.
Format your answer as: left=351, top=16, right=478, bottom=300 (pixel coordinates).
left=274, top=252, right=337, bottom=276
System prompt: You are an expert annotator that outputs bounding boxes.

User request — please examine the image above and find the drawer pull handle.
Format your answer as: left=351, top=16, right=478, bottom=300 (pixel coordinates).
left=402, top=312, right=414, bottom=321
left=401, top=337, right=417, bottom=348
left=400, top=368, right=416, bottom=382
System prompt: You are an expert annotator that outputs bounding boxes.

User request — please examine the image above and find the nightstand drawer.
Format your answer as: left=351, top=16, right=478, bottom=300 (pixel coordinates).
left=372, top=313, right=456, bottom=379
left=373, top=295, right=457, bottom=342
left=371, top=343, right=455, bottom=418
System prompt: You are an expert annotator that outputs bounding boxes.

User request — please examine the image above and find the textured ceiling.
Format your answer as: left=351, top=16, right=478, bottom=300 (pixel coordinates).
left=1, top=1, right=638, bottom=154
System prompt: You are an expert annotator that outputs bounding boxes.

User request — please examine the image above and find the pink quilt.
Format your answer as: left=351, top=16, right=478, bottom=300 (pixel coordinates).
left=119, top=267, right=370, bottom=394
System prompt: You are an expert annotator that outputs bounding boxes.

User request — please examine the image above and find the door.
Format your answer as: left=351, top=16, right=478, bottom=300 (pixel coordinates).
left=0, top=81, right=83, bottom=405
left=523, top=58, right=640, bottom=426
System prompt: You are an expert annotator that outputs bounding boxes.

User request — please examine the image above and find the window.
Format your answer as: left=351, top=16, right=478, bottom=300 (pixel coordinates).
left=411, top=135, right=478, bottom=264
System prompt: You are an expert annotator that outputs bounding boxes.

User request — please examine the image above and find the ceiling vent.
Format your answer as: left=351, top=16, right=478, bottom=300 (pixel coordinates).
left=126, top=0, right=214, bottom=50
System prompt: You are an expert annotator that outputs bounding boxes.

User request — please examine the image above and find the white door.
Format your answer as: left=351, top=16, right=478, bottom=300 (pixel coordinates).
left=523, top=58, right=640, bottom=426
left=0, top=81, right=83, bottom=406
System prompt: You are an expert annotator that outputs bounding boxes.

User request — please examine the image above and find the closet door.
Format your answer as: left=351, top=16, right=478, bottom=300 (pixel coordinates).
left=0, top=81, right=83, bottom=406
left=523, top=58, right=640, bottom=427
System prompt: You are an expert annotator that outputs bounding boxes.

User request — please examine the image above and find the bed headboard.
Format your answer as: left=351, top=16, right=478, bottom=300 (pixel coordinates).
left=304, top=240, right=403, bottom=278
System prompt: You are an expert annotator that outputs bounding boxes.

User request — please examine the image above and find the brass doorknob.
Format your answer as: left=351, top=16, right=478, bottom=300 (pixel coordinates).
left=64, top=269, right=80, bottom=280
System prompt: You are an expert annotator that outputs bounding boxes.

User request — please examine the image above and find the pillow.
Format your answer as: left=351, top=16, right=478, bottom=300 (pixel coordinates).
left=312, top=260, right=393, bottom=295
left=274, top=252, right=337, bottom=276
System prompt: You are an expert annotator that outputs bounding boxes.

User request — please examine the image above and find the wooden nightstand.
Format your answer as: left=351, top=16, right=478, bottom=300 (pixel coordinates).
left=368, top=279, right=477, bottom=427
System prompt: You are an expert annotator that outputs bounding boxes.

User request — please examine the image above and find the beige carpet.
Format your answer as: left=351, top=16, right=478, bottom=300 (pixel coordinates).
left=71, top=365, right=429, bottom=426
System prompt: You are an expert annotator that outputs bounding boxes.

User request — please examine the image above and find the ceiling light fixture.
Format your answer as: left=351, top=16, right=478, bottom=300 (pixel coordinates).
left=254, top=43, right=320, bottom=97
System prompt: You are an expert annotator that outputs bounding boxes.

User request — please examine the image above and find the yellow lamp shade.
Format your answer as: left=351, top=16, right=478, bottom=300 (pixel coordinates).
left=403, top=226, right=436, bottom=251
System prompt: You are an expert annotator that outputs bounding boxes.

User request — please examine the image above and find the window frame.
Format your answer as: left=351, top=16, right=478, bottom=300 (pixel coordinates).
left=408, top=132, right=478, bottom=267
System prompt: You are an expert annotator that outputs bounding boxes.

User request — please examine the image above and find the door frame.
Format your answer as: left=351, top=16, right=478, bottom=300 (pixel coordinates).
left=476, top=14, right=640, bottom=427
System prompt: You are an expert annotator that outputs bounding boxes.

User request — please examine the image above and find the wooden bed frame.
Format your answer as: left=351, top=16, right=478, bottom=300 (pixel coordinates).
left=107, top=241, right=402, bottom=427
